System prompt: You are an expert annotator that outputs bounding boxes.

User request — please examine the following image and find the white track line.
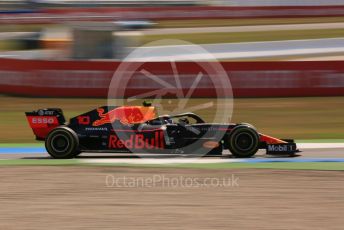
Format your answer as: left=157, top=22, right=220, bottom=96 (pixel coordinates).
left=80, top=142, right=344, bottom=164
left=82, top=158, right=245, bottom=164
left=298, top=143, right=344, bottom=149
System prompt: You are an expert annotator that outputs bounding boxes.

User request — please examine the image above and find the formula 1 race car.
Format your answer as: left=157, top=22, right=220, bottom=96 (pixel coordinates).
left=25, top=103, right=299, bottom=159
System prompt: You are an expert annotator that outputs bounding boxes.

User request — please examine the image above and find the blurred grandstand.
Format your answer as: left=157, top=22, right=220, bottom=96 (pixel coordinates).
left=0, top=0, right=203, bottom=9
left=3, top=0, right=344, bottom=9
left=1, top=0, right=344, bottom=60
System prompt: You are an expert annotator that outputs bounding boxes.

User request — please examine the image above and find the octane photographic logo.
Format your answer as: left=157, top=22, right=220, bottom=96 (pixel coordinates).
left=108, top=39, right=233, bottom=157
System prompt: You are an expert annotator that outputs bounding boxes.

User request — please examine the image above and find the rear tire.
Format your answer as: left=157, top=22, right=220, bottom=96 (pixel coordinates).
left=45, top=127, right=79, bottom=159
left=228, top=125, right=259, bottom=158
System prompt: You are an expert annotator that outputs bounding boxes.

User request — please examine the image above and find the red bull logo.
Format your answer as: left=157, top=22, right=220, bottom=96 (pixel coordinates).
left=93, top=106, right=157, bottom=126
left=108, top=132, right=165, bottom=149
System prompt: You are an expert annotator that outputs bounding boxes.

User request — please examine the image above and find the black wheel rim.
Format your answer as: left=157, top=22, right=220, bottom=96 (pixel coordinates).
left=235, top=133, right=254, bottom=151
left=51, top=134, right=70, bottom=153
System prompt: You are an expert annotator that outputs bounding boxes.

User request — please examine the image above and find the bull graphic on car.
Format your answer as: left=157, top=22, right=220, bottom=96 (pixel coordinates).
left=93, top=106, right=156, bottom=126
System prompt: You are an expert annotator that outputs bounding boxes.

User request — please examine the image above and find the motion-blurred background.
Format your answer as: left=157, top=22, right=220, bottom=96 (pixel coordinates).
left=0, top=0, right=344, bottom=143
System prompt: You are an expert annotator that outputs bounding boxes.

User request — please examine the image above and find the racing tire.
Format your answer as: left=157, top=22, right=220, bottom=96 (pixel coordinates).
left=237, top=123, right=256, bottom=130
left=228, top=125, right=259, bottom=158
left=45, top=127, right=79, bottom=159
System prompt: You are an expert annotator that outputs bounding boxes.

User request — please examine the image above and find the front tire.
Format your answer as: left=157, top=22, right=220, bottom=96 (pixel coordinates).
left=228, top=125, right=259, bottom=158
left=45, top=127, right=79, bottom=159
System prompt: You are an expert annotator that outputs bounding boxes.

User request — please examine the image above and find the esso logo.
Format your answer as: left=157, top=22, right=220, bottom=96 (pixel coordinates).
left=32, top=117, right=55, bottom=124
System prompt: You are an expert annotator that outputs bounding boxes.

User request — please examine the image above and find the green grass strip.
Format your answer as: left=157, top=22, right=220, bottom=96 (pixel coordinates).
left=0, top=159, right=343, bottom=171
left=0, top=143, right=44, bottom=148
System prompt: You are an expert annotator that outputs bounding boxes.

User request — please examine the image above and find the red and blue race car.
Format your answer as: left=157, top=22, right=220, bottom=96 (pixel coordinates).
left=26, top=103, right=298, bottom=158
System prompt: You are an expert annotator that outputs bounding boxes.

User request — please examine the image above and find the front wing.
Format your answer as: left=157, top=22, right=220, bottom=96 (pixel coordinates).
left=260, top=134, right=299, bottom=156
left=266, top=142, right=299, bottom=155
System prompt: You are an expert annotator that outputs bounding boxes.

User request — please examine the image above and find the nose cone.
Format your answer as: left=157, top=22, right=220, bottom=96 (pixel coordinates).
left=260, top=134, right=287, bottom=144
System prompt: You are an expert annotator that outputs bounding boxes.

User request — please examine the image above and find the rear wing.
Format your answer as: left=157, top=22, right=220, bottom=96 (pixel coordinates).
left=25, top=108, right=66, bottom=140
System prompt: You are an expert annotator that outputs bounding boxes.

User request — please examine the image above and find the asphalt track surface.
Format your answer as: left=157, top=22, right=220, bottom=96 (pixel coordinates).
left=3, top=22, right=344, bottom=39
left=129, top=38, right=344, bottom=61
left=7, top=38, right=344, bottom=61
left=1, top=146, right=343, bottom=162
left=5, top=38, right=344, bottom=61
left=221, top=0, right=344, bottom=6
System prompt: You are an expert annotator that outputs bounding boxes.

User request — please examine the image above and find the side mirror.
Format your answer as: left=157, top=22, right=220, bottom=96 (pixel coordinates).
left=143, top=101, right=152, bottom=107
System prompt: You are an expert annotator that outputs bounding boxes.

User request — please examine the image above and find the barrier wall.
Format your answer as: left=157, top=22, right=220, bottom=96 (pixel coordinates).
left=0, top=58, right=344, bottom=98
left=2, top=6, right=344, bottom=24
